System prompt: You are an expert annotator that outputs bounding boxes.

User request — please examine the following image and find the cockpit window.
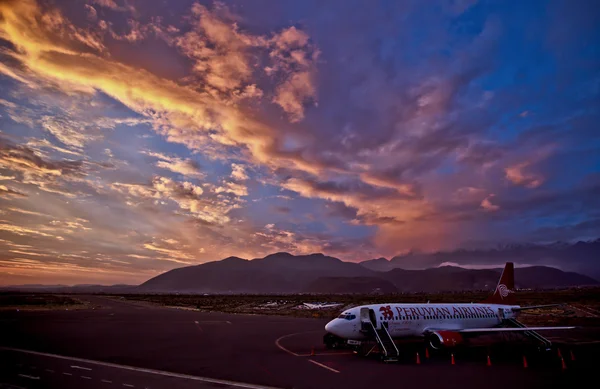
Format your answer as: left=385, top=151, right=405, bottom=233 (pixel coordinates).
left=337, top=313, right=356, bottom=320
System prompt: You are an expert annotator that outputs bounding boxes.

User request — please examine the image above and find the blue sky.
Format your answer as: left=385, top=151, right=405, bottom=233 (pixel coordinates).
left=0, top=0, right=598, bottom=284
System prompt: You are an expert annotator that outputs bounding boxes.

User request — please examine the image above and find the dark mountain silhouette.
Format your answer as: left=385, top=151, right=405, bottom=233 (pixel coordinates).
left=139, top=252, right=374, bottom=293
left=304, top=266, right=597, bottom=294
left=360, top=239, right=600, bottom=281
left=139, top=252, right=597, bottom=294
left=0, top=284, right=137, bottom=293
left=304, top=277, right=398, bottom=294
left=359, top=257, right=390, bottom=272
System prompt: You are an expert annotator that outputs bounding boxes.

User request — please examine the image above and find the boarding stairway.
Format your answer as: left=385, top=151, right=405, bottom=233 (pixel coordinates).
left=504, top=318, right=552, bottom=350
left=363, top=321, right=399, bottom=362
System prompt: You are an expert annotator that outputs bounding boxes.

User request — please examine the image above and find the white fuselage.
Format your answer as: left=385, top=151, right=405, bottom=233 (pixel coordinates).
left=325, top=303, right=519, bottom=340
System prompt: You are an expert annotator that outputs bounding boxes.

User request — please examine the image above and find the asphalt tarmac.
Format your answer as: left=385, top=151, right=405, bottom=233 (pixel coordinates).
left=0, top=296, right=596, bottom=389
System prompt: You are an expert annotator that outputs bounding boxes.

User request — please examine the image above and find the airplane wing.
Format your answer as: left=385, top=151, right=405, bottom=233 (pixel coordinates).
left=458, top=326, right=575, bottom=333
left=513, top=304, right=564, bottom=311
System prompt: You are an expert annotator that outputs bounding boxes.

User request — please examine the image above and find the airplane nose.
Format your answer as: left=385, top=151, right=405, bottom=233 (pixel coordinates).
left=325, top=320, right=334, bottom=333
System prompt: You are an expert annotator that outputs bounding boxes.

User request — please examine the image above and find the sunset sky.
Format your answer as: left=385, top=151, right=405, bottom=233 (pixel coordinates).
left=0, top=0, right=599, bottom=285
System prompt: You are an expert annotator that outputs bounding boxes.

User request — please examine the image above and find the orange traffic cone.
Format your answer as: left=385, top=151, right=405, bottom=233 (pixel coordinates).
left=310, top=347, right=315, bottom=356
left=486, top=355, right=492, bottom=366
left=560, top=356, right=567, bottom=370
left=425, top=348, right=430, bottom=359
left=451, top=353, right=455, bottom=365
left=570, top=350, right=575, bottom=361
left=522, top=355, right=528, bottom=368
left=557, top=348, right=562, bottom=358
left=416, top=352, right=421, bottom=364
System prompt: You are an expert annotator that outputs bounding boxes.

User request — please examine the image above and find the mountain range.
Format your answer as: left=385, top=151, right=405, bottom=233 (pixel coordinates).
left=137, top=252, right=597, bottom=294
left=3, top=239, right=599, bottom=294
left=360, top=239, right=600, bottom=281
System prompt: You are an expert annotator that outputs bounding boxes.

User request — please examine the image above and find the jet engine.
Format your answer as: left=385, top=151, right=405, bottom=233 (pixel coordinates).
left=428, top=330, right=464, bottom=349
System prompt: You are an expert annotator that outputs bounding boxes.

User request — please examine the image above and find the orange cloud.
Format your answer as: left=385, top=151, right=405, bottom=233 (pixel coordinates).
left=142, top=151, right=204, bottom=178
left=505, top=162, right=544, bottom=188
left=480, top=194, right=500, bottom=211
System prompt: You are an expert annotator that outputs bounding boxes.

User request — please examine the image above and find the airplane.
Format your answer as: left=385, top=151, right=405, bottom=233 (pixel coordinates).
left=323, top=262, right=575, bottom=359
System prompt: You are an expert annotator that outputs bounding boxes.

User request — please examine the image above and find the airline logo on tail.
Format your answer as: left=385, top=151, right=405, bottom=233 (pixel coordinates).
left=496, top=283, right=514, bottom=299
left=483, top=262, right=517, bottom=304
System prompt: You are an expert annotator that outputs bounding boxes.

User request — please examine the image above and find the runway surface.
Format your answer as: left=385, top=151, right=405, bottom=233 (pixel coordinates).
left=0, top=296, right=596, bottom=389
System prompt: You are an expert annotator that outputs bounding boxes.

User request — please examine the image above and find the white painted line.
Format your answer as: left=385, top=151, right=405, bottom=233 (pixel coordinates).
left=101, top=379, right=113, bottom=383
left=71, top=365, right=92, bottom=371
left=2, top=347, right=282, bottom=389
left=81, top=376, right=92, bottom=379
left=297, top=352, right=353, bottom=357
left=275, top=331, right=322, bottom=357
left=194, top=321, right=199, bottom=324
left=275, top=333, right=300, bottom=356
left=123, top=384, right=135, bottom=388
left=308, top=360, right=340, bottom=373
left=18, top=374, right=40, bottom=380
left=45, top=369, right=55, bottom=373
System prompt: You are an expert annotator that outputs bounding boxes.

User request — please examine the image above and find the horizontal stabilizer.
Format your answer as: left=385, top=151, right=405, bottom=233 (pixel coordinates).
left=459, top=326, right=575, bottom=333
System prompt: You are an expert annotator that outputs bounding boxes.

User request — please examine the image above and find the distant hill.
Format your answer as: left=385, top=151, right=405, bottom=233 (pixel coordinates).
left=139, top=252, right=597, bottom=294
left=304, top=277, right=398, bottom=294
left=360, top=239, right=600, bottom=281
left=304, top=265, right=597, bottom=294
left=0, top=284, right=137, bottom=293
left=138, top=252, right=374, bottom=293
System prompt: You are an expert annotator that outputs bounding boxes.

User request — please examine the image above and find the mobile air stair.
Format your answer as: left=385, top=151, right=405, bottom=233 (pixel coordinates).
left=504, top=318, right=552, bottom=350
left=362, top=320, right=399, bottom=362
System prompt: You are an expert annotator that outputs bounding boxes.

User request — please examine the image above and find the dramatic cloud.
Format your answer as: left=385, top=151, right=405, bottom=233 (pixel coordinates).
left=143, top=151, right=204, bottom=178
left=505, top=162, right=544, bottom=189
left=480, top=194, right=500, bottom=212
left=0, top=0, right=598, bottom=284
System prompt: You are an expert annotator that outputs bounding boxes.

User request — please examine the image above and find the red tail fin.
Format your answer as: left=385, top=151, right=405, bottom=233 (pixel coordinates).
left=483, top=262, right=516, bottom=305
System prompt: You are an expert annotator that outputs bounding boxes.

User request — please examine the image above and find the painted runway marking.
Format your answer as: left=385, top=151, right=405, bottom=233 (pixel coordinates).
left=45, top=369, right=55, bottom=373
left=81, top=376, right=92, bottom=379
left=71, top=365, right=92, bottom=371
left=194, top=320, right=232, bottom=324
left=297, top=352, right=353, bottom=357
left=2, top=347, right=282, bottom=389
left=17, top=374, right=40, bottom=380
left=275, top=331, right=324, bottom=357
left=308, top=360, right=340, bottom=373
left=123, top=384, right=135, bottom=387
left=101, top=379, right=113, bottom=383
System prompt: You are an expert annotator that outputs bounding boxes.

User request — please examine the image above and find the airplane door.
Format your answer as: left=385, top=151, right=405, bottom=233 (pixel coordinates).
left=369, top=309, right=378, bottom=329
left=360, top=307, right=372, bottom=331
left=360, top=307, right=370, bottom=323
left=498, top=308, right=505, bottom=320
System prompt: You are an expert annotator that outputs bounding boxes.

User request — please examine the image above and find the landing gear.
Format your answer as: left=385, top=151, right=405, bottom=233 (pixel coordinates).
left=323, top=332, right=345, bottom=349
